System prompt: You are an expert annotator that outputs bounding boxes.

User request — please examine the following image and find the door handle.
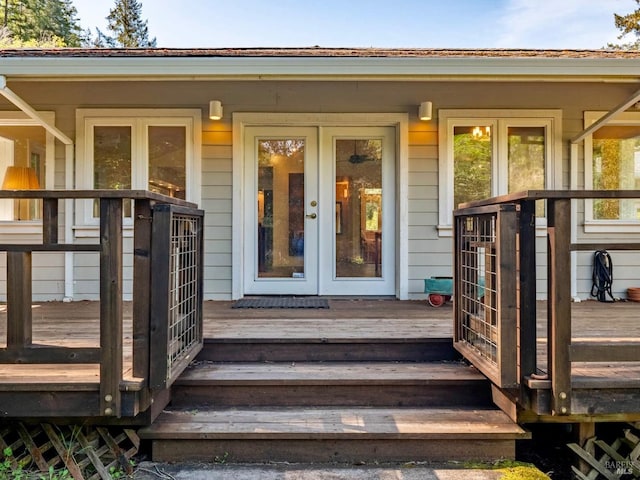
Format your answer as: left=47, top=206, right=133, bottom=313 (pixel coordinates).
left=306, top=213, right=317, bottom=219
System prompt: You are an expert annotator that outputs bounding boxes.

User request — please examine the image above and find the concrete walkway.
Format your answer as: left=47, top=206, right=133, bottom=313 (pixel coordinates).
left=133, top=462, right=506, bottom=479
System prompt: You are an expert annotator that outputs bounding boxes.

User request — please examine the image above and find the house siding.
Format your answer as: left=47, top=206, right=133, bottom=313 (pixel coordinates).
left=0, top=80, right=638, bottom=301
left=201, top=128, right=234, bottom=300
left=407, top=126, right=452, bottom=298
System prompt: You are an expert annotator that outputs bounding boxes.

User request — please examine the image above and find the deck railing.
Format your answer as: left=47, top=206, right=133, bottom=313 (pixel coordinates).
left=454, top=190, right=640, bottom=416
left=0, top=190, right=204, bottom=418
left=149, top=204, right=204, bottom=389
left=453, top=203, right=519, bottom=389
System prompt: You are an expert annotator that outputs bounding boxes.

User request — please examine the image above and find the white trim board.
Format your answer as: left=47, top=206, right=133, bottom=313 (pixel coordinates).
left=4, top=56, right=640, bottom=81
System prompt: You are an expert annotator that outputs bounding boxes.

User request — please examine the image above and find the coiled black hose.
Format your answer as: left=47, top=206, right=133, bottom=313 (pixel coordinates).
left=590, top=250, right=615, bottom=302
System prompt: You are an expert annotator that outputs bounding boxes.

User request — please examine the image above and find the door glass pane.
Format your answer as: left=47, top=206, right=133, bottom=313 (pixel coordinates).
left=148, top=126, right=186, bottom=199
left=592, top=126, right=640, bottom=220
left=508, top=126, right=545, bottom=216
left=93, top=126, right=132, bottom=217
left=257, top=139, right=305, bottom=278
left=335, top=139, right=382, bottom=278
left=453, top=126, right=492, bottom=208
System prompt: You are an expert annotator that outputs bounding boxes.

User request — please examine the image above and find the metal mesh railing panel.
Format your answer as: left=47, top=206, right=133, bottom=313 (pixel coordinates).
left=457, top=214, right=499, bottom=365
left=166, top=213, right=203, bottom=379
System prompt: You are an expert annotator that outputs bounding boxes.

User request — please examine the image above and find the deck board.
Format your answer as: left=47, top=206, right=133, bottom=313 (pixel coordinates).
left=143, top=407, right=528, bottom=439
left=204, top=299, right=452, bottom=339
left=178, top=361, right=485, bottom=384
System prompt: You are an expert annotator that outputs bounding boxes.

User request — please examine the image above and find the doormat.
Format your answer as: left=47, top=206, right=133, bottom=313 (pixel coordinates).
left=232, top=297, right=330, bottom=309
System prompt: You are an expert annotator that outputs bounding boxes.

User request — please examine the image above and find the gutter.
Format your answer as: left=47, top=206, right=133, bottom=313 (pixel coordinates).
left=1, top=56, right=640, bottom=82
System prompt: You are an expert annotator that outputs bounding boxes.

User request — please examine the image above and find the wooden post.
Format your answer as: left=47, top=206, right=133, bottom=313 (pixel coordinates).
left=149, top=204, right=171, bottom=390
left=518, top=200, right=537, bottom=382
left=498, top=207, right=518, bottom=388
left=547, top=198, right=572, bottom=415
left=6, top=251, right=32, bottom=348
left=100, top=198, right=123, bottom=417
left=575, top=422, right=596, bottom=475
left=453, top=215, right=461, bottom=344
left=42, top=198, right=58, bottom=244
left=133, top=199, right=152, bottom=410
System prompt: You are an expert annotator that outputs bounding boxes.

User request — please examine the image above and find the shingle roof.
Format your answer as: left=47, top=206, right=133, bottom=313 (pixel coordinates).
left=1, top=47, right=640, bottom=59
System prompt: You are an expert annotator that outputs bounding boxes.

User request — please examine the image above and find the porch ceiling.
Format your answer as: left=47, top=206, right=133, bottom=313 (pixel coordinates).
left=0, top=74, right=72, bottom=144
left=571, top=86, right=640, bottom=144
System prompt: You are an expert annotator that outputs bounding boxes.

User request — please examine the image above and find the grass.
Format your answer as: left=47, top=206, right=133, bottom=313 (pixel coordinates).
left=462, top=460, right=551, bottom=479
left=498, top=465, right=551, bottom=480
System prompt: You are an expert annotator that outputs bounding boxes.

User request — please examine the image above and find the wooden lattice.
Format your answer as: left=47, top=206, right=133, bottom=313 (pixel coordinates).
left=0, top=422, right=139, bottom=480
left=568, top=424, right=640, bottom=479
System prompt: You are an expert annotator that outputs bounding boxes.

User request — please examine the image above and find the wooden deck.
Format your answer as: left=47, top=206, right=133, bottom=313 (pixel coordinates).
left=0, top=299, right=448, bottom=385
left=0, top=298, right=639, bottom=420
left=535, top=301, right=640, bottom=387
left=0, top=299, right=640, bottom=423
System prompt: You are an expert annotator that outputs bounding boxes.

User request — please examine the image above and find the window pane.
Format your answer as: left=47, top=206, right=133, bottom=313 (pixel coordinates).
left=454, top=126, right=492, bottom=208
left=0, top=126, right=46, bottom=221
left=93, top=126, right=132, bottom=217
left=592, top=126, right=640, bottom=220
left=335, top=139, right=383, bottom=278
left=257, top=139, right=305, bottom=278
left=508, top=126, right=545, bottom=216
left=94, top=126, right=131, bottom=189
left=149, top=126, right=186, bottom=200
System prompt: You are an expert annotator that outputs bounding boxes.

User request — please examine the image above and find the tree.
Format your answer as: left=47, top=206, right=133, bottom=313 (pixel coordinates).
left=99, top=0, right=156, bottom=48
left=609, top=0, right=640, bottom=49
left=0, top=0, right=85, bottom=47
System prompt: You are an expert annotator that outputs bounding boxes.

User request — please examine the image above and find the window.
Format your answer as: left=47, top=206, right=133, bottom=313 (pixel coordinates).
left=438, top=110, right=561, bottom=234
left=0, top=113, right=54, bottom=222
left=76, top=109, right=201, bottom=225
left=585, top=111, right=640, bottom=231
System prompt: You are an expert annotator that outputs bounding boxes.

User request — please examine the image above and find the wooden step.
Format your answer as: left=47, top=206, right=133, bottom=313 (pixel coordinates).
left=199, top=337, right=458, bottom=362
left=140, top=406, right=529, bottom=463
left=171, top=361, right=492, bottom=408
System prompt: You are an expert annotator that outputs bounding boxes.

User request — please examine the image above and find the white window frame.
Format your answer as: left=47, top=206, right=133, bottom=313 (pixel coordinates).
left=584, top=110, right=640, bottom=233
left=0, top=111, right=55, bottom=233
left=437, top=109, right=562, bottom=236
left=75, top=109, right=201, bottom=230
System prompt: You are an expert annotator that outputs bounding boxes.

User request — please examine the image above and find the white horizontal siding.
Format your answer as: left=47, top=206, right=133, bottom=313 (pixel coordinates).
left=201, top=120, right=233, bottom=299
left=576, top=251, right=640, bottom=300
left=406, top=125, right=453, bottom=299
left=205, top=239, right=232, bottom=254
left=0, top=247, right=65, bottom=301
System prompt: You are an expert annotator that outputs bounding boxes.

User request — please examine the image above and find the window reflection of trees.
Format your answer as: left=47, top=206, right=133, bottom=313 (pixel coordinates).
left=592, top=127, right=640, bottom=220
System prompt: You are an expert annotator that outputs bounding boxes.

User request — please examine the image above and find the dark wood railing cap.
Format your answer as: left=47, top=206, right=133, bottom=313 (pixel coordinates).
left=0, top=189, right=197, bottom=208
left=458, top=189, right=640, bottom=209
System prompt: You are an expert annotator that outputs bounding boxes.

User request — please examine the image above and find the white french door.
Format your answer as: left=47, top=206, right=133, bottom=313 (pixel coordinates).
left=318, top=127, right=395, bottom=295
left=243, top=126, right=395, bottom=296
left=243, top=127, right=319, bottom=295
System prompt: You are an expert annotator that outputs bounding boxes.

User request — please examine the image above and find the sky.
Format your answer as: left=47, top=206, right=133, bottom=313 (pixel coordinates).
left=72, top=0, right=634, bottom=50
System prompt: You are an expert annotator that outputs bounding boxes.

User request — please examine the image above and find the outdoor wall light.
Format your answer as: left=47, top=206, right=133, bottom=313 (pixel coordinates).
left=418, top=101, right=432, bottom=121
left=209, top=100, right=223, bottom=120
